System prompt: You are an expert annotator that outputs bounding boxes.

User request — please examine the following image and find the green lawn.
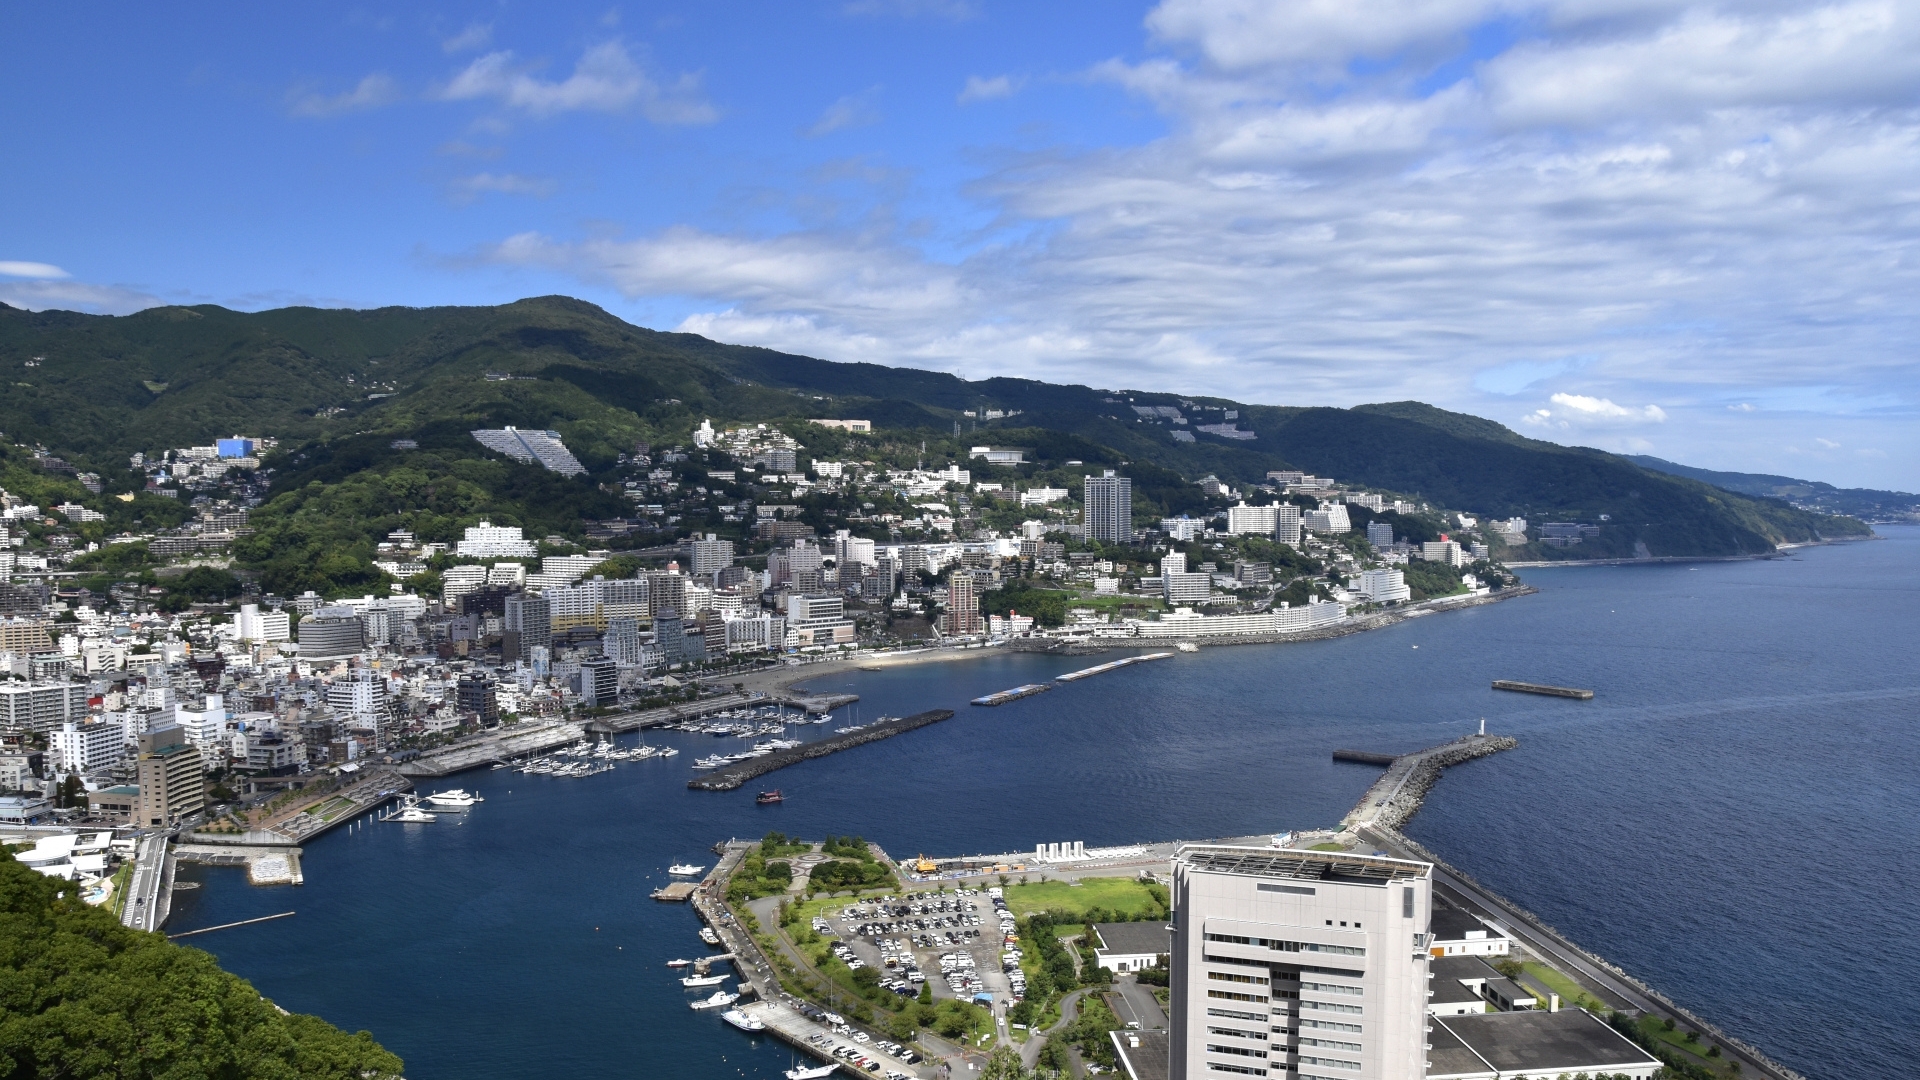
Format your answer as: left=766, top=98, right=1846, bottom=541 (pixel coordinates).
left=1309, top=842, right=1346, bottom=852
left=1519, top=962, right=1606, bottom=1012
left=1638, top=1018, right=1737, bottom=1074
left=1003, top=877, right=1166, bottom=920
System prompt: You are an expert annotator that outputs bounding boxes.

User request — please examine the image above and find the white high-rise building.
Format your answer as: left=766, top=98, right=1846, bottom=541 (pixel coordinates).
left=1084, top=470, right=1133, bottom=543
left=172, top=694, right=228, bottom=748
left=1304, top=504, right=1352, bottom=535
left=455, top=521, right=538, bottom=558
left=1275, top=504, right=1303, bottom=546
left=1170, top=845, right=1433, bottom=1080
left=232, top=603, right=291, bottom=642
left=1352, top=568, right=1411, bottom=604
left=1226, top=503, right=1278, bottom=536
left=689, top=533, right=736, bottom=578
left=51, top=720, right=127, bottom=775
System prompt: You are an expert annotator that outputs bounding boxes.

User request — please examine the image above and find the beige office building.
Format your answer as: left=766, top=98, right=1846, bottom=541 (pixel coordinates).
left=1170, top=845, right=1433, bottom=1080
left=135, top=727, right=205, bottom=828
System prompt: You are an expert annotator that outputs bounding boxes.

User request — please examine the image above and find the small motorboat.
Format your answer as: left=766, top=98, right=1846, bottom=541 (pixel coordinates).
left=667, top=959, right=694, bottom=968
left=669, top=864, right=705, bottom=876
left=700, top=927, right=722, bottom=945
left=786, top=1065, right=840, bottom=1080
left=690, top=990, right=739, bottom=1010
left=681, top=973, right=730, bottom=987
left=756, top=789, right=784, bottom=805
left=721, top=1008, right=766, bottom=1032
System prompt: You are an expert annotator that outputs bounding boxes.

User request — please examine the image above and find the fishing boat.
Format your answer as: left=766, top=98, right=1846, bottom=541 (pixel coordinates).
left=681, top=973, right=730, bottom=987
left=721, top=1008, right=766, bottom=1032
left=699, top=927, right=722, bottom=945
left=669, top=864, right=704, bottom=876
left=756, top=789, right=785, bottom=805
left=667, top=959, right=694, bottom=968
left=785, top=1065, right=840, bottom=1079
left=689, top=990, right=738, bottom=1011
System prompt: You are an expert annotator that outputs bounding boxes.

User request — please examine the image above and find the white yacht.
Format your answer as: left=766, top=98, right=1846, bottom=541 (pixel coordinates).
left=689, top=990, right=738, bottom=1010
left=669, top=864, right=705, bottom=876
left=655, top=747, right=679, bottom=757
left=785, top=1065, right=840, bottom=1079
left=384, top=796, right=437, bottom=823
left=424, top=789, right=481, bottom=810
left=681, top=972, right=729, bottom=987
left=720, top=1008, right=766, bottom=1032
left=699, top=927, right=721, bottom=945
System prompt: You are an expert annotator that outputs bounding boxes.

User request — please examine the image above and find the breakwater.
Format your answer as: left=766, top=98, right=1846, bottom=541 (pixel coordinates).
left=1055, top=652, right=1174, bottom=682
left=1492, top=680, right=1593, bottom=700
left=1342, top=733, right=1519, bottom=831
left=686, top=709, right=956, bottom=791
left=971, top=683, right=1052, bottom=706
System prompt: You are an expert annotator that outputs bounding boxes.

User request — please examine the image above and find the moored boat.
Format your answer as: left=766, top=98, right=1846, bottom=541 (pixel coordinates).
left=669, top=863, right=705, bottom=875
left=785, top=1065, right=840, bottom=1080
left=689, top=990, right=738, bottom=1010
left=681, top=972, right=729, bottom=987
left=720, top=1008, right=766, bottom=1032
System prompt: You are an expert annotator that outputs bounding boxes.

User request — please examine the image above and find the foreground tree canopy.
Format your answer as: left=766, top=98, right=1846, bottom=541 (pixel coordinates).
left=0, top=857, right=402, bottom=1080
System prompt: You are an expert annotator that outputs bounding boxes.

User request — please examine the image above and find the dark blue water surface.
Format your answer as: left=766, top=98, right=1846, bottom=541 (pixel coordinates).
left=171, top=527, right=1920, bottom=1080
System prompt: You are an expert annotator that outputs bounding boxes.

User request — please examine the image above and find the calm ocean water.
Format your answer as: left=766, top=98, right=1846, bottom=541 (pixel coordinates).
left=171, top=526, right=1920, bottom=1080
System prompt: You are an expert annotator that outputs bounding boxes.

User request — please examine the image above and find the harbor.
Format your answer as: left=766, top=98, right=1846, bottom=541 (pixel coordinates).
left=686, top=709, right=956, bottom=791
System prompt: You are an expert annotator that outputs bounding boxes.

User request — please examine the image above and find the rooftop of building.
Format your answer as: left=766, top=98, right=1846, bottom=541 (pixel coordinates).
left=1435, top=1009, right=1662, bottom=1076
left=1093, top=921, right=1170, bottom=957
left=1109, top=1028, right=1169, bottom=1080
left=1432, top=905, right=1504, bottom=941
left=1176, top=843, right=1430, bottom=884
left=1430, top=954, right=1503, bottom=984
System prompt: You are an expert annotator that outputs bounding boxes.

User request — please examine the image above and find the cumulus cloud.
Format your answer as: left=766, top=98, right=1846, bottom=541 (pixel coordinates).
left=440, top=41, right=717, bottom=124
left=476, top=0, right=1920, bottom=484
left=958, top=75, right=1022, bottom=104
left=0, top=261, right=69, bottom=279
left=442, top=22, right=493, bottom=53
left=289, top=73, right=400, bottom=117
left=807, top=88, right=883, bottom=136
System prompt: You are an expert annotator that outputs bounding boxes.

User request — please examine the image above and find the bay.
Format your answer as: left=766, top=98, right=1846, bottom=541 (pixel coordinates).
left=170, top=526, right=1920, bottom=1080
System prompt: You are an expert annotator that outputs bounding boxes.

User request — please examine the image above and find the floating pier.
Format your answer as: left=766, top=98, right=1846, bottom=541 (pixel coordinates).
left=971, top=683, right=1053, bottom=706
left=1054, top=651, right=1175, bottom=682
left=651, top=882, right=699, bottom=902
left=1492, top=680, right=1594, bottom=700
left=687, top=709, right=955, bottom=791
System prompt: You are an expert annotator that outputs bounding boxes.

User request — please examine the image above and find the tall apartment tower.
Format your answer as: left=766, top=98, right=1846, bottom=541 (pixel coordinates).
left=1084, top=470, right=1133, bottom=543
left=134, top=726, right=205, bottom=829
left=1274, top=504, right=1304, bottom=547
left=942, top=572, right=984, bottom=637
left=504, top=591, right=552, bottom=662
left=1170, top=845, right=1433, bottom=1080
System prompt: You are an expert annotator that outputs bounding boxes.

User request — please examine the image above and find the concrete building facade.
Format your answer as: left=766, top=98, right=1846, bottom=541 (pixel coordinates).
left=1084, top=470, right=1133, bottom=543
left=135, top=726, right=205, bottom=828
left=1170, top=845, right=1433, bottom=1080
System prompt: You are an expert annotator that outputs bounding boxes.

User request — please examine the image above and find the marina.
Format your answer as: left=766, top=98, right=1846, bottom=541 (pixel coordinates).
left=1492, top=679, right=1595, bottom=699
left=968, top=683, right=1052, bottom=706
left=1052, top=650, right=1175, bottom=682
left=686, top=710, right=956, bottom=791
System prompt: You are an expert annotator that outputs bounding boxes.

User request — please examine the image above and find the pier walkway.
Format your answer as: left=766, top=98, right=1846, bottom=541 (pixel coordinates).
left=1341, top=733, right=1519, bottom=831
left=397, top=720, right=584, bottom=777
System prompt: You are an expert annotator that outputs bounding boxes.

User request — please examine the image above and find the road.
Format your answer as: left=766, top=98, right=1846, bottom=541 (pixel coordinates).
left=120, top=835, right=170, bottom=932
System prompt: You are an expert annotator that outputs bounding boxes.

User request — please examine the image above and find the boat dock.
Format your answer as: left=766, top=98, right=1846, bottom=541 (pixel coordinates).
left=582, top=691, right=763, bottom=734
left=398, top=720, right=586, bottom=777
left=1492, top=680, right=1594, bottom=700
left=971, top=683, right=1052, bottom=706
left=651, top=881, right=699, bottom=902
left=687, top=709, right=955, bottom=791
left=1054, top=651, right=1175, bottom=682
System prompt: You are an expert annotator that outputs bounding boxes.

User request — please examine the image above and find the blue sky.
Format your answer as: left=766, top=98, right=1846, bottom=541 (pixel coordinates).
left=4, top=1, right=1917, bottom=490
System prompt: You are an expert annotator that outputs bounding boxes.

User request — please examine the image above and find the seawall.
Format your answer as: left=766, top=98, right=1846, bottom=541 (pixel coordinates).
left=687, top=709, right=956, bottom=791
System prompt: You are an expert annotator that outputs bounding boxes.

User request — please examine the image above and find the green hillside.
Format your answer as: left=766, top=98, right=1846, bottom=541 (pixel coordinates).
left=0, top=296, right=1867, bottom=572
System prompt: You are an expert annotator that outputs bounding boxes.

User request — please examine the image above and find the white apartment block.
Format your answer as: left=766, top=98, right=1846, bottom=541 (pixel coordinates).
left=1353, top=569, right=1411, bottom=605
left=1227, top=503, right=1279, bottom=536
left=1275, top=505, right=1303, bottom=546
left=51, top=721, right=127, bottom=775
left=1304, top=504, right=1352, bottom=535
left=1170, top=845, right=1433, bottom=1080
left=0, top=682, right=89, bottom=735
left=232, top=603, right=291, bottom=642
left=1422, top=541, right=1466, bottom=568
left=455, top=521, right=538, bottom=558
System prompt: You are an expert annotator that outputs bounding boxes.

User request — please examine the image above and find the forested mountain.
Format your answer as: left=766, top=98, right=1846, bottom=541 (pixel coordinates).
left=0, top=296, right=1868, bottom=565
left=1627, top=455, right=1919, bottom=522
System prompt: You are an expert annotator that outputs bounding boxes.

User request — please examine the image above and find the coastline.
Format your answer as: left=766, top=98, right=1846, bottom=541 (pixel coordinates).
left=714, top=584, right=1541, bottom=698
left=1504, top=533, right=1879, bottom=569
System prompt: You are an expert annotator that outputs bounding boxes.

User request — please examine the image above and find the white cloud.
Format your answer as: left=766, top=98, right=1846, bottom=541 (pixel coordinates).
left=442, top=22, right=493, bottom=53
left=0, top=279, right=164, bottom=315
left=0, top=261, right=69, bottom=279
left=474, top=0, right=1920, bottom=486
left=289, top=73, right=400, bottom=117
left=1814, top=436, right=1841, bottom=448
left=440, top=41, right=717, bottom=124
left=958, top=75, right=1021, bottom=104
left=807, top=88, right=883, bottom=136
left=449, top=173, right=558, bottom=201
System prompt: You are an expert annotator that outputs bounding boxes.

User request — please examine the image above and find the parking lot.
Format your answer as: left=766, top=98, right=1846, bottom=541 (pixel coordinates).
left=818, top=885, right=1027, bottom=1011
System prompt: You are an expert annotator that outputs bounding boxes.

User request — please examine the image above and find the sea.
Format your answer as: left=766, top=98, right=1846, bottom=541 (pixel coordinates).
left=169, top=525, right=1920, bottom=1080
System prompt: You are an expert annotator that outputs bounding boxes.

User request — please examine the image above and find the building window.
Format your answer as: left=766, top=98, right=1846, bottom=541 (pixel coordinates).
left=1403, top=886, right=1415, bottom=918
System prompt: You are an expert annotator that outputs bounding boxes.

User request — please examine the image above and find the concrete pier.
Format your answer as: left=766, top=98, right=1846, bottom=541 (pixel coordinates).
left=688, top=709, right=955, bottom=791
left=1342, top=733, right=1519, bottom=831
left=397, top=720, right=584, bottom=777
left=583, top=690, right=763, bottom=734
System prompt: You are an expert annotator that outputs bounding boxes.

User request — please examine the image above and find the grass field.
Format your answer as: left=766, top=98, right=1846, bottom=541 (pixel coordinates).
left=1003, top=877, right=1166, bottom=920
left=1519, top=962, right=1606, bottom=1012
